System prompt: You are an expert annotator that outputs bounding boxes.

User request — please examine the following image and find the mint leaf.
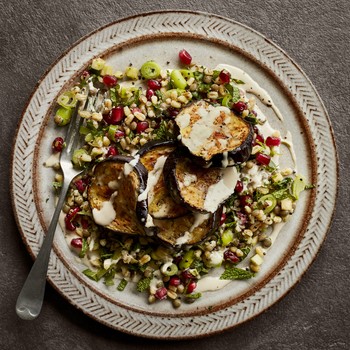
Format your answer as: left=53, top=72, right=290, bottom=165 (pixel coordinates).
left=220, top=266, right=255, bottom=280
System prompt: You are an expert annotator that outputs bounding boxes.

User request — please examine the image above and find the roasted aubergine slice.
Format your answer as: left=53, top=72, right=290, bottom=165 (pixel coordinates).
left=164, top=148, right=239, bottom=213
left=175, top=100, right=254, bottom=166
left=88, top=155, right=148, bottom=235
left=137, top=140, right=189, bottom=219
left=154, top=209, right=222, bottom=247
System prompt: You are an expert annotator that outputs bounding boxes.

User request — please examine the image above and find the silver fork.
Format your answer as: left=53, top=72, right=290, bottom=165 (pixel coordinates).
left=16, top=87, right=104, bottom=320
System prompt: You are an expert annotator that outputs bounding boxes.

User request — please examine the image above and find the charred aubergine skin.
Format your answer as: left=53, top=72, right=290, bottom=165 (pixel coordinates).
left=137, top=140, right=189, bottom=219
left=88, top=155, right=148, bottom=235
left=175, top=100, right=254, bottom=166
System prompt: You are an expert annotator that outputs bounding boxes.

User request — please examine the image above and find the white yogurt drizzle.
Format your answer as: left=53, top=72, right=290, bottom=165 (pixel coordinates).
left=123, top=154, right=140, bottom=176
left=203, top=166, right=239, bottom=213
left=92, top=192, right=118, bottom=226
left=215, top=64, right=284, bottom=121
left=138, top=155, right=167, bottom=202
left=282, top=131, right=298, bottom=171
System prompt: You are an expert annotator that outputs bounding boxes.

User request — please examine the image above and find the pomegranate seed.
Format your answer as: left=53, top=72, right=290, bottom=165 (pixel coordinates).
left=71, top=237, right=82, bottom=249
left=254, top=134, right=264, bottom=146
left=220, top=213, right=227, bottom=225
left=224, top=250, right=240, bottom=263
left=179, top=49, right=192, bottom=65
left=219, top=69, right=231, bottom=83
left=186, top=280, right=197, bottom=294
left=256, top=153, right=271, bottom=166
left=240, top=195, right=253, bottom=207
left=181, top=269, right=195, bottom=281
left=266, top=136, right=281, bottom=147
left=102, top=75, right=118, bottom=88
left=52, top=137, right=64, bottom=152
left=146, top=88, right=155, bottom=100
left=65, top=207, right=80, bottom=231
left=104, top=106, right=124, bottom=125
left=155, top=287, right=168, bottom=300
left=74, top=179, right=87, bottom=193
left=235, top=180, right=244, bottom=193
left=106, top=146, right=118, bottom=157
left=232, top=101, right=247, bottom=113
left=169, top=276, right=181, bottom=287
left=136, top=121, right=149, bottom=133
left=147, top=79, right=161, bottom=90
left=81, top=218, right=89, bottom=229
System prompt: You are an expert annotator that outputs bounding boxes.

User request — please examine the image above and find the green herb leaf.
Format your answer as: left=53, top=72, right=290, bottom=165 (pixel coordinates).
left=79, top=238, right=88, bottom=258
left=151, top=120, right=176, bottom=141
left=220, top=266, right=255, bottom=280
left=137, top=276, right=152, bottom=292
left=232, top=78, right=245, bottom=84
left=52, top=181, right=62, bottom=190
left=225, top=84, right=241, bottom=103
left=240, top=247, right=251, bottom=260
left=185, top=292, right=202, bottom=299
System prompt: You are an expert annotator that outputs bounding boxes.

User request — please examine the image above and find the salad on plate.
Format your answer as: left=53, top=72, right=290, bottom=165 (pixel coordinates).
left=48, top=49, right=311, bottom=308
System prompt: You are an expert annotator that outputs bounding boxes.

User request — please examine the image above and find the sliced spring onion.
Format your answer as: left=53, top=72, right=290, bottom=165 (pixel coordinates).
left=291, top=175, right=306, bottom=200
left=54, top=107, right=72, bottom=126
left=117, top=279, right=128, bottom=291
left=170, top=70, right=187, bottom=89
left=125, top=66, right=139, bottom=80
left=258, top=194, right=277, bottom=214
left=221, top=230, right=234, bottom=246
left=57, top=91, right=77, bottom=109
left=79, top=125, right=90, bottom=135
left=72, top=148, right=91, bottom=167
left=107, top=125, right=119, bottom=141
left=140, top=61, right=161, bottom=79
left=179, top=250, right=195, bottom=270
left=91, top=57, right=105, bottom=70
left=180, top=69, right=194, bottom=78
left=160, top=263, right=178, bottom=276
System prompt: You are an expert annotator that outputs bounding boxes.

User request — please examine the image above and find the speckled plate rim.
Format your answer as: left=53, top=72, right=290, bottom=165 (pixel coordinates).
left=11, top=10, right=338, bottom=339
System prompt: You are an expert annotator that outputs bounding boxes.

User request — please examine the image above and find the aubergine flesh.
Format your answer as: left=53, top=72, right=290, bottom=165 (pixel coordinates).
left=175, top=100, right=253, bottom=165
left=164, top=148, right=239, bottom=213
left=155, top=208, right=222, bottom=246
left=137, top=141, right=189, bottom=219
left=88, top=155, right=148, bottom=235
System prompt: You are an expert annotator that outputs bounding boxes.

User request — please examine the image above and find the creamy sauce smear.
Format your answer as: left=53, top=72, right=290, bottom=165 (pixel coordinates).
left=216, top=64, right=284, bottom=121
left=203, top=166, right=239, bottom=213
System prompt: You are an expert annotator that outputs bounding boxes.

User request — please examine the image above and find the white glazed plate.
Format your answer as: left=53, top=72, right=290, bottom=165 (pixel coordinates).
left=11, top=11, right=338, bottom=339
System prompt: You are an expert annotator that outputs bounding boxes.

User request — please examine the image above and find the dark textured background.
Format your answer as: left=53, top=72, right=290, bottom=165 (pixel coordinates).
left=1, top=1, right=349, bottom=349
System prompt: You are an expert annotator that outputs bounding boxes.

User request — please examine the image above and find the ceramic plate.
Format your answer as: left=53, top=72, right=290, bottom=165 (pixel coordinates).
left=11, top=11, right=338, bottom=339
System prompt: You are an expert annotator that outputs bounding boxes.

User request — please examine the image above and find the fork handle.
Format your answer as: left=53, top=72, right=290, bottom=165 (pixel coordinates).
left=16, top=180, right=70, bottom=320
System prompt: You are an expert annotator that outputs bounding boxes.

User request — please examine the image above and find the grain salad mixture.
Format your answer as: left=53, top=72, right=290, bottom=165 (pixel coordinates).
left=49, top=49, right=311, bottom=308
